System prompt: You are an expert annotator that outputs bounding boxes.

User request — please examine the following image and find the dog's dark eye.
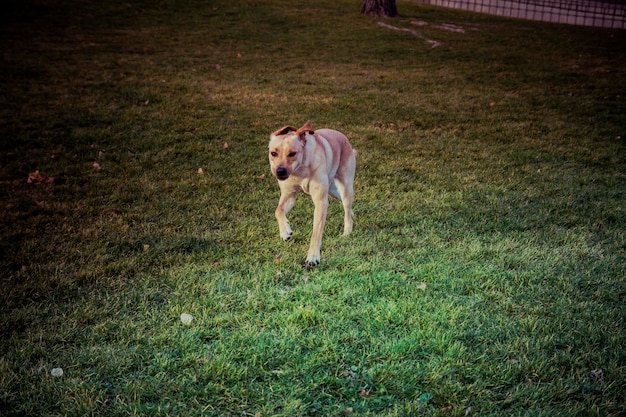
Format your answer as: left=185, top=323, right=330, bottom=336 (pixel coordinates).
left=270, top=152, right=278, bottom=157
left=288, top=152, right=297, bottom=157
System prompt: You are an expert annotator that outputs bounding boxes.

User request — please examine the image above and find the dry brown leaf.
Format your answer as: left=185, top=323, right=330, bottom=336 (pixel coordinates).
left=222, top=142, right=229, bottom=149
left=197, top=167, right=204, bottom=174
left=93, top=162, right=102, bottom=171
left=27, top=171, right=54, bottom=185
left=360, top=386, right=374, bottom=398
left=416, top=282, right=427, bottom=291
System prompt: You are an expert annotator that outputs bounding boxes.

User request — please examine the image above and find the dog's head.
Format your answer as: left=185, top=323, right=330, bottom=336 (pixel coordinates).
left=268, top=122, right=314, bottom=181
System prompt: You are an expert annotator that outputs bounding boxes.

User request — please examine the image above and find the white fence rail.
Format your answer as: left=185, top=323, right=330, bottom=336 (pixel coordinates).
left=412, top=0, right=626, bottom=28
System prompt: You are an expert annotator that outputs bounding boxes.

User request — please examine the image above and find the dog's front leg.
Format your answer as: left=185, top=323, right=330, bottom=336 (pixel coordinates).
left=276, top=191, right=296, bottom=241
left=306, top=188, right=329, bottom=266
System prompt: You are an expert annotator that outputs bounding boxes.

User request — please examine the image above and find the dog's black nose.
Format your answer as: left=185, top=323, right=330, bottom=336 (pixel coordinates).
left=276, top=167, right=288, bottom=178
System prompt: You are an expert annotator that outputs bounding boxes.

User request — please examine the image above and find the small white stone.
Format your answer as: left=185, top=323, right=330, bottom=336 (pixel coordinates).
left=180, top=313, right=194, bottom=325
left=50, top=367, right=63, bottom=377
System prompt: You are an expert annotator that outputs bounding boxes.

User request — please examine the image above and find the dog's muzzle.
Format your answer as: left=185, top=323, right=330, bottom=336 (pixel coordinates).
left=275, top=167, right=289, bottom=180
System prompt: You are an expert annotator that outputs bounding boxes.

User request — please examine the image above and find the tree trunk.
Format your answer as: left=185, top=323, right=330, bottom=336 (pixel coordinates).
left=361, top=0, right=398, bottom=17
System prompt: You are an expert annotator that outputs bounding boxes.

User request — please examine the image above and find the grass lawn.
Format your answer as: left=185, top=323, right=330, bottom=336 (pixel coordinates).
left=1, top=0, right=625, bottom=415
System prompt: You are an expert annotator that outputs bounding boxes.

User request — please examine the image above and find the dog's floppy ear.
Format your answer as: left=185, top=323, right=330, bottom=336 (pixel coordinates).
left=272, top=125, right=298, bottom=137
left=296, top=122, right=314, bottom=137
left=296, top=122, right=314, bottom=145
left=295, top=122, right=313, bottom=146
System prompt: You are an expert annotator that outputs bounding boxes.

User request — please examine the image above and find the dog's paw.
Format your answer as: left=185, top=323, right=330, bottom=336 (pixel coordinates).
left=305, top=255, right=320, bottom=267
left=280, top=230, right=293, bottom=241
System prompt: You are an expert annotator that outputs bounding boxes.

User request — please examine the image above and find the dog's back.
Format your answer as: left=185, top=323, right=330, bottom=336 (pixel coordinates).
left=311, top=129, right=355, bottom=177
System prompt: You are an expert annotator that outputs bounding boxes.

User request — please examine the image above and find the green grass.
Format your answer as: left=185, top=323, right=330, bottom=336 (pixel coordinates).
left=1, top=0, right=625, bottom=415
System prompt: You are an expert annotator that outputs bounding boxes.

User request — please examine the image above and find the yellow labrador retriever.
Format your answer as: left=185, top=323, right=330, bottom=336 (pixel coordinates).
left=268, top=122, right=357, bottom=266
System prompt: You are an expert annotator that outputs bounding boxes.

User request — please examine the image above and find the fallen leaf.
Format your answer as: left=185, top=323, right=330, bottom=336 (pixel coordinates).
left=27, top=171, right=54, bottom=185
left=50, top=368, right=63, bottom=377
left=180, top=313, right=194, bottom=325
left=590, top=369, right=604, bottom=380
left=301, top=274, right=309, bottom=283
left=360, top=386, right=374, bottom=398
left=197, top=167, right=204, bottom=174
left=416, top=282, right=427, bottom=291
left=143, top=244, right=150, bottom=251
left=93, top=162, right=102, bottom=171
left=441, top=404, right=454, bottom=411
left=489, top=101, right=496, bottom=107
left=237, top=53, right=242, bottom=58
left=215, top=64, right=221, bottom=70
left=277, top=286, right=291, bottom=295
left=222, top=142, right=229, bottom=149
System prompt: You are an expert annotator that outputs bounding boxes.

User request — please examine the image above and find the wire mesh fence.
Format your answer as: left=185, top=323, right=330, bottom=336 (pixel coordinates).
left=411, top=0, right=626, bottom=28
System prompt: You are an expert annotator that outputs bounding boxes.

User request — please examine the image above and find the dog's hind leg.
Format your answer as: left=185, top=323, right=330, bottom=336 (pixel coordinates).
left=332, top=179, right=354, bottom=236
